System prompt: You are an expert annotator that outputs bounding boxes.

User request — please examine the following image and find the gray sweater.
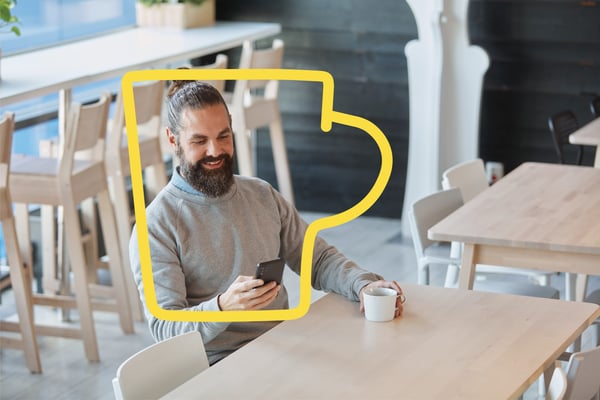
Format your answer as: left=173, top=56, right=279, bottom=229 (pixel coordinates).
left=129, top=170, right=382, bottom=364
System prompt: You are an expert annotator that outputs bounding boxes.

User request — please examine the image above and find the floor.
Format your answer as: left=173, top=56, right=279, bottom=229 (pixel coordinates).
left=1, top=211, right=598, bottom=399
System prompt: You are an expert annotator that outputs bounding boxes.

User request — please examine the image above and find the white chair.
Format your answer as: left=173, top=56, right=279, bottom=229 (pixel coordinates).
left=227, top=39, right=294, bottom=205
left=547, top=365, right=567, bottom=400
left=441, top=158, right=556, bottom=289
left=572, top=288, right=600, bottom=353
left=112, top=331, right=209, bottom=400
left=548, top=345, right=600, bottom=400
left=408, top=187, right=560, bottom=299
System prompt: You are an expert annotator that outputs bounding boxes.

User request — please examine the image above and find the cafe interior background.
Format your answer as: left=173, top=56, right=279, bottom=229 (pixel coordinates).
left=0, top=0, right=599, bottom=399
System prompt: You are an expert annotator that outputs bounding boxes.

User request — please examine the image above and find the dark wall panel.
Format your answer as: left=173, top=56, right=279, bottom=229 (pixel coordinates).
left=218, top=0, right=600, bottom=218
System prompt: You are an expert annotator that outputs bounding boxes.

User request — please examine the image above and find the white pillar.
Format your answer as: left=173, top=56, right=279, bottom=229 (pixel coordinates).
left=401, top=0, right=489, bottom=237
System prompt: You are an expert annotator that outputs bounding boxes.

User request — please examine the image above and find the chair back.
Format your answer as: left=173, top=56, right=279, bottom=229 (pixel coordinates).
left=591, top=96, right=600, bottom=119
left=108, top=80, right=164, bottom=161
left=58, top=93, right=110, bottom=180
left=409, top=188, right=463, bottom=258
left=548, top=110, right=583, bottom=165
left=441, top=158, right=489, bottom=202
left=547, top=366, right=567, bottom=400
left=563, top=345, right=600, bottom=400
left=193, top=53, right=228, bottom=94
left=131, top=80, right=164, bottom=129
left=0, top=112, right=16, bottom=218
left=231, top=39, right=284, bottom=111
left=112, top=331, right=209, bottom=400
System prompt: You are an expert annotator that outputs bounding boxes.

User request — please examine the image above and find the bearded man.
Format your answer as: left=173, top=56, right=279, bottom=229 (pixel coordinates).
left=129, top=79, right=403, bottom=365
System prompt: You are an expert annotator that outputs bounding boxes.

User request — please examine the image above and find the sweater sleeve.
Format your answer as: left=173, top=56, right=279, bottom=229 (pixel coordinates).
left=274, top=188, right=383, bottom=302
left=129, top=224, right=231, bottom=344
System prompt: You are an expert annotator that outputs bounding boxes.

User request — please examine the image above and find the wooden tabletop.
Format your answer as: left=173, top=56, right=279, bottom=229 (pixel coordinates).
left=570, top=118, right=600, bottom=167
left=160, top=285, right=600, bottom=400
left=570, top=117, right=600, bottom=146
left=0, top=21, right=281, bottom=107
left=429, top=162, right=600, bottom=256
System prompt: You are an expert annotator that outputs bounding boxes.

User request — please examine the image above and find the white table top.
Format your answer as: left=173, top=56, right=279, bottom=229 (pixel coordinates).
left=160, top=285, right=600, bottom=400
left=0, top=21, right=281, bottom=107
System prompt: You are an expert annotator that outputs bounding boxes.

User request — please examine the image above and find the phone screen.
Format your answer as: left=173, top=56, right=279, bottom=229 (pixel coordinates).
left=255, top=258, right=285, bottom=285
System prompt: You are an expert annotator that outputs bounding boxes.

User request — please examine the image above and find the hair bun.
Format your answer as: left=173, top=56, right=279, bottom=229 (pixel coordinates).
left=166, top=67, right=193, bottom=99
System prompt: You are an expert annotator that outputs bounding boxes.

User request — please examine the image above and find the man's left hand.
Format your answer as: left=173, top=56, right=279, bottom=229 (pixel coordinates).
left=359, top=280, right=404, bottom=318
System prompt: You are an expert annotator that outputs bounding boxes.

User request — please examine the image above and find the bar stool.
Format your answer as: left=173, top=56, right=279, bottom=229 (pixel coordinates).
left=227, top=39, right=295, bottom=205
left=106, top=80, right=168, bottom=320
left=9, top=93, right=134, bottom=362
left=0, top=111, right=42, bottom=373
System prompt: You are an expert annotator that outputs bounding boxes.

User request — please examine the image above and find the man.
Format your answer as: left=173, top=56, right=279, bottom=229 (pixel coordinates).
left=129, top=79, right=404, bottom=365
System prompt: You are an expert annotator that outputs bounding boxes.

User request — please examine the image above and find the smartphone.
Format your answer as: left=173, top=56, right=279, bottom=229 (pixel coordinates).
left=254, top=258, right=285, bottom=285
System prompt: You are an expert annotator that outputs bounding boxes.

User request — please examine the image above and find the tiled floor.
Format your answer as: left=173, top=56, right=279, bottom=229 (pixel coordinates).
left=1, top=212, right=598, bottom=399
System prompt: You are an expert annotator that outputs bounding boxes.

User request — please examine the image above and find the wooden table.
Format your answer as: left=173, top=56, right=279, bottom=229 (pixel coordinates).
left=160, top=285, right=600, bottom=400
left=570, top=117, right=600, bottom=167
left=429, top=162, right=600, bottom=301
left=0, top=21, right=281, bottom=137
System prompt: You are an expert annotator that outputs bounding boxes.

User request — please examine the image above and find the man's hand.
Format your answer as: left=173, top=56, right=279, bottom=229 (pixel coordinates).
left=218, top=275, right=281, bottom=311
left=359, top=280, right=404, bottom=318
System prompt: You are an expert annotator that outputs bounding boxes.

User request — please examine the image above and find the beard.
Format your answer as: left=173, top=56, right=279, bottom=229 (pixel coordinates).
left=176, top=146, right=235, bottom=198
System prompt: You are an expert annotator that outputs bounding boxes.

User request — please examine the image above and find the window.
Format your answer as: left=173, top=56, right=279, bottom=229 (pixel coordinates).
left=3, top=0, right=136, bottom=55
left=0, top=0, right=137, bottom=265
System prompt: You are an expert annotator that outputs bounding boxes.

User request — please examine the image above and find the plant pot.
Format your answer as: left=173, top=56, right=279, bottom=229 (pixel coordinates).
left=164, top=2, right=215, bottom=28
left=136, top=1, right=215, bottom=29
left=136, top=3, right=165, bottom=27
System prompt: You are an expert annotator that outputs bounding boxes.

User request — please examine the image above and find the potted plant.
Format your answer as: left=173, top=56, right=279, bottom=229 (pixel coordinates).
left=0, top=0, right=21, bottom=81
left=136, top=0, right=215, bottom=29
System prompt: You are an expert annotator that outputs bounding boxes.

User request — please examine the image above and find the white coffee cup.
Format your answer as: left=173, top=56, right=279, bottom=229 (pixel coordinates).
left=363, top=287, right=397, bottom=322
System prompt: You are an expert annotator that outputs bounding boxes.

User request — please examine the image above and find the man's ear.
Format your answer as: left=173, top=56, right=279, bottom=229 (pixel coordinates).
left=166, top=127, right=177, bottom=149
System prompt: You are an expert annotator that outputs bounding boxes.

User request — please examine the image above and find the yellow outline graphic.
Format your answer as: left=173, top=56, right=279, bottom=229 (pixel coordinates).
left=122, top=69, right=392, bottom=322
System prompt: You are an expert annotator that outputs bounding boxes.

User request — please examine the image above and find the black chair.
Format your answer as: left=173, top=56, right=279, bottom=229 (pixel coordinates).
left=591, top=96, right=600, bottom=119
left=548, top=110, right=583, bottom=165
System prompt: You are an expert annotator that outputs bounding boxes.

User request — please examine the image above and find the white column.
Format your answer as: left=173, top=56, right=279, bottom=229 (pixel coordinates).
left=401, top=0, right=489, bottom=237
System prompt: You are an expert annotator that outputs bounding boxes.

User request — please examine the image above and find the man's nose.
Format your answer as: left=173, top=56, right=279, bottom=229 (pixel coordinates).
left=206, top=139, right=221, bottom=156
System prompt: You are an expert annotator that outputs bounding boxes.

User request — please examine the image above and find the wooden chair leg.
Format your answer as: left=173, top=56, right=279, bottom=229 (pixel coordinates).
left=80, top=198, right=99, bottom=281
left=233, top=124, right=254, bottom=178
left=143, top=143, right=168, bottom=201
left=2, top=216, right=42, bottom=373
left=269, top=116, right=294, bottom=205
left=61, top=193, right=100, bottom=362
left=40, top=205, right=60, bottom=294
left=96, top=190, right=134, bottom=334
left=108, top=175, right=145, bottom=322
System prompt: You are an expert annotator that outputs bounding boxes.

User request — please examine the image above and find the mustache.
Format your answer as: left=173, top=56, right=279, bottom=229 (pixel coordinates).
left=198, top=154, right=230, bottom=164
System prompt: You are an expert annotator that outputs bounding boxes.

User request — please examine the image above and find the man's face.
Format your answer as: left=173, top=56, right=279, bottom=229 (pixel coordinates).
left=168, top=103, right=235, bottom=197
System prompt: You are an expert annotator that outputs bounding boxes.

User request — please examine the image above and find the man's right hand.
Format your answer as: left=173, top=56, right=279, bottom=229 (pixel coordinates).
left=217, top=275, right=280, bottom=311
